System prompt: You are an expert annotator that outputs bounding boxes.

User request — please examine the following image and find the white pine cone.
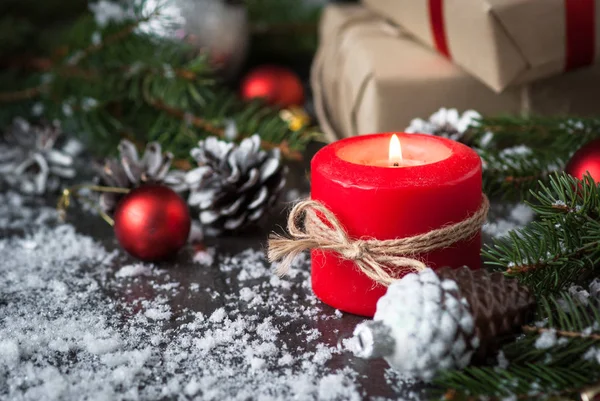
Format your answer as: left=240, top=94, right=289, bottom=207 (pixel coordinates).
left=96, top=140, right=177, bottom=213
left=353, top=269, right=478, bottom=381
left=184, top=134, right=286, bottom=234
left=0, top=118, right=83, bottom=195
left=405, top=108, right=482, bottom=142
left=352, top=267, right=536, bottom=380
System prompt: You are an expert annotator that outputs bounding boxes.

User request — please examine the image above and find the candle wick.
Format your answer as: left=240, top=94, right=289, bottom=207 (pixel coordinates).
left=393, top=162, right=399, bottom=167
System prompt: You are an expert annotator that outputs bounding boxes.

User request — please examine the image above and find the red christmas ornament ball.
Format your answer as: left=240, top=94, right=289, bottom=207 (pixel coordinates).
left=240, top=65, right=304, bottom=107
left=565, top=138, right=600, bottom=181
left=114, top=185, right=191, bottom=261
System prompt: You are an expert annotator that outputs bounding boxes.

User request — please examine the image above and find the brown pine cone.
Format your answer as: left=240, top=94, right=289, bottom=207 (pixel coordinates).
left=437, top=267, right=536, bottom=361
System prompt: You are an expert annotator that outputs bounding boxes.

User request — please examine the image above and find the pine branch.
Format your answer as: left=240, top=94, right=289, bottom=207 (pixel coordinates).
left=434, top=293, right=600, bottom=400
left=0, top=2, right=318, bottom=160
left=145, top=98, right=226, bottom=137
left=0, top=12, right=146, bottom=103
left=438, top=365, right=593, bottom=401
left=472, top=116, right=600, bottom=150
left=522, top=326, right=600, bottom=341
left=72, top=13, right=154, bottom=63
left=0, top=84, right=46, bottom=102
left=532, top=292, right=600, bottom=336
left=483, top=173, right=600, bottom=296
left=144, top=97, right=302, bottom=160
left=469, top=116, right=600, bottom=201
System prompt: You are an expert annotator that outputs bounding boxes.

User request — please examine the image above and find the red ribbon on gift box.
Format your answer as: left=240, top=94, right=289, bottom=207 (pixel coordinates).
left=428, top=0, right=450, bottom=59
left=565, top=0, right=595, bottom=71
left=428, top=0, right=595, bottom=71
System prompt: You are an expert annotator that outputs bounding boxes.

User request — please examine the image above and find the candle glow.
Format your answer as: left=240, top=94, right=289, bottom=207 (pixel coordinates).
left=389, top=134, right=402, bottom=166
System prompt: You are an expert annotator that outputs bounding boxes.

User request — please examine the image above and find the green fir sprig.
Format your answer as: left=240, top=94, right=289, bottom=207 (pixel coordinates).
left=434, top=292, right=600, bottom=401
left=434, top=128, right=600, bottom=399
left=0, top=1, right=320, bottom=162
left=484, top=172, right=600, bottom=296
left=467, top=116, right=600, bottom=200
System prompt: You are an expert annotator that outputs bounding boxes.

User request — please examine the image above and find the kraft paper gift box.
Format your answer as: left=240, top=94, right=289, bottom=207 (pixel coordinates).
left=312, top=4, right=600, bottom=141
left=361, top=0, right=600, bottom=92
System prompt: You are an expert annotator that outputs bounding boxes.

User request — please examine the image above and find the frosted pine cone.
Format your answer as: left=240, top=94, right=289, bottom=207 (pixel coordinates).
left=353, top=269, right=477, bottom=381
left=0, top=118, right=83, bottom=195
left=405, top=108, right=481, bottom=142
left=184, top=135, right=286, bottom=234
left=352, top=267, right=535, bottom=381
left=96, top=140, right=181, bottom=213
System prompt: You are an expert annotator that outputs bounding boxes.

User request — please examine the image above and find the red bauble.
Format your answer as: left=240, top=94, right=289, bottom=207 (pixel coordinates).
left=114, top=185, right=191, bottom=261
left=565, top=138, right=600, bottom=181
left=240, top=65, right=304, bottom=107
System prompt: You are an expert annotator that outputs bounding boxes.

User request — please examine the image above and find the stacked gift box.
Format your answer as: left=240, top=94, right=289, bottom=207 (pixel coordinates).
left=312, top=1, right=600, bottom=141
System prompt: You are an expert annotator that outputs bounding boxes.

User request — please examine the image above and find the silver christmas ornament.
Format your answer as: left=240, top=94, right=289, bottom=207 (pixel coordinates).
left=0, top=118, right=83, bottom=195
left=96, top=140, right=181, bottom=213
left=184, top=134, right=287, bottom=235
left=143, top=0, right=249, bottom=79
left=181, top=0, right=248, bottom=79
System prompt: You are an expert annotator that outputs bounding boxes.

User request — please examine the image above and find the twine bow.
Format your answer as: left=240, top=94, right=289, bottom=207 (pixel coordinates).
left=268, top=196, right=489, bottom=287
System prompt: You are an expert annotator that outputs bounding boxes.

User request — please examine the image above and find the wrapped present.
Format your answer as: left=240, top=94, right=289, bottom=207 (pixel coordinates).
left=312, top=4, right=600, bottom=141
left=361, top=0, right=600, bottom=92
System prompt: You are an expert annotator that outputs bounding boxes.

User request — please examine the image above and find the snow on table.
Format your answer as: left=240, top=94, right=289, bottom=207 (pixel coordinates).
left=0, top=191, right=421, bottom=401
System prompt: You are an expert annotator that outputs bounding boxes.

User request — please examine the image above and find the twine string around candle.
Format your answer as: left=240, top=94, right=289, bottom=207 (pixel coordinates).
left=268, top=195, right=489, bottom=287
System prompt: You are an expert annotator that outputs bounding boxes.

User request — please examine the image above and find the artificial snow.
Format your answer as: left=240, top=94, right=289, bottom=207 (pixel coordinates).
left=239, top=287, right=256, bottom=302
left=89, top=0, right=132, bottom=27
left=558, top=280, right=600, bottom=311
left=208, top=307, right=226, bottom=323
left=510, top=204, right=535, bottom=225
left=479, top=131, right=494, bottom=148
left=278, top=353, right=294, bottom=366
left=483, top=203, right=534, bottom=238
left=184, top=379, right=202, bottom=397
left=0, top=340, right=20, bottom=367
left=500, top=145, right=532, bottom=157
left=193, top=246, right=215, bottom=266
left=383, top=369, right=421, bottom=400
left=317, top=373, right=361, bottom=401
left=534, top=330, right=557, bottom=349
left=313, top=344, right=334, bottom=364
left=584, top=347, right=600, bottom=364
left=341, top=336, right=361, bottom=355
left=0, top=191, right=376, bottom=401
left=144, top=305, right=172, bottom=320
left=115, top=263, right=153, bottom=278
left=496, top=351, right=509, bottom=369
left=590, top=278, right=600, bottom=299
left=568, top=285, right=591, bottom=305
left=83, top=334, right=121, bottom=355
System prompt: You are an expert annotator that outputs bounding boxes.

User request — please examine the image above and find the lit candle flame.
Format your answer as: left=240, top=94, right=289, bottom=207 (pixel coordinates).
left=389, top=134, right=402, bottom=166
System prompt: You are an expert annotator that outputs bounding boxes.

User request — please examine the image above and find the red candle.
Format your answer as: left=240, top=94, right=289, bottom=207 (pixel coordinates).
left=310, top=133, right=482, bottom=317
